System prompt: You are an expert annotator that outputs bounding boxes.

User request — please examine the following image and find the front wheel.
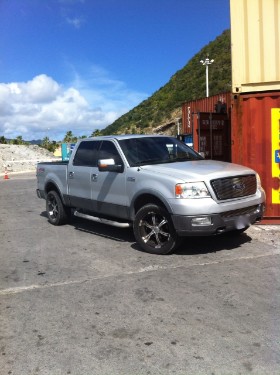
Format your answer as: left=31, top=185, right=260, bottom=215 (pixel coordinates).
left=46, top=190, right=71, bottom=225
left=133, top=204, right=181, bottom=254
left=226, top=226, right=249, bottom=236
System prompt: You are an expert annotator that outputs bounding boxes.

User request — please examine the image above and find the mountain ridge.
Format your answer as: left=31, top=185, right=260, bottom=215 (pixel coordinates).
left=101, top=29, right=231, bottom=136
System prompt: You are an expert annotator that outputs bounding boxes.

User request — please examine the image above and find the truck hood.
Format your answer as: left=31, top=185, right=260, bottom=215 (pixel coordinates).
left=140, top=160, right=256, bottom=181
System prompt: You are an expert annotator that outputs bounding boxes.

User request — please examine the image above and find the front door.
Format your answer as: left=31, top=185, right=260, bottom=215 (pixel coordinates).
left=91, top=140, right=129, bottom=219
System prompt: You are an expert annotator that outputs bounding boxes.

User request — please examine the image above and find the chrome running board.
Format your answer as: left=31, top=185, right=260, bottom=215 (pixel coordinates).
left=74, top=210, right=131, bottom=228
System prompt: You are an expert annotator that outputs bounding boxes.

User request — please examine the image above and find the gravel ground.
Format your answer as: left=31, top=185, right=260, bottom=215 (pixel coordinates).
left=0, top=144, right=58, bottom=175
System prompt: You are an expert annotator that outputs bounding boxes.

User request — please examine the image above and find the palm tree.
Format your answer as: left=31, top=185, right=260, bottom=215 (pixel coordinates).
left=63, top=131, right=74, bottom=143
left=42, top=137, right=50, bottom=148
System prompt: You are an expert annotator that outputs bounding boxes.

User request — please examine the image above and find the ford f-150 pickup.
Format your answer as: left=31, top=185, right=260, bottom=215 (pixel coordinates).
left=36, top=135, right=265, bottom=254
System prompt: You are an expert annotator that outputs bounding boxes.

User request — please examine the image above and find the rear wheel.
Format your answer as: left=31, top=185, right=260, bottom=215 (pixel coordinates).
left=46, top=190, right=71, bottom=225
left=133, top=204, right=181, bottom=254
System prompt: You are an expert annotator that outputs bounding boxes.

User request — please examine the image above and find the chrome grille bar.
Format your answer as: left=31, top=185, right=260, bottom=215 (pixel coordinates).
left=211, top=174, right=257, bottom=200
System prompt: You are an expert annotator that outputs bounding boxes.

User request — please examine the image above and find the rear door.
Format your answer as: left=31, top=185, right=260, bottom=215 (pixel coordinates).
left=68, top=140, right=101, bottom=210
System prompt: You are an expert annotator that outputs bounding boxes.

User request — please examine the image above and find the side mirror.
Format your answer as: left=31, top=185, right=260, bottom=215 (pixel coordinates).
left=98, top=158, right=123, bottom=172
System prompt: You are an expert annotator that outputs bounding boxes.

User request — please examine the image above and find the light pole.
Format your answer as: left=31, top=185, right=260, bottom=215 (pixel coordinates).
left=200, top=55, right=214, bottom=97
left=175, top=118, right=180, bottom=135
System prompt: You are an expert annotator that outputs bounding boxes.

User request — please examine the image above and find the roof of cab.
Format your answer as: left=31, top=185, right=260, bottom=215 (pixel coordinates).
left=83, top=134, right=174, bottom=141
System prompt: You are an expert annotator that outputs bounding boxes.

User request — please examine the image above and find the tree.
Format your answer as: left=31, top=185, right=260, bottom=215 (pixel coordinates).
left=41, top=137, right=57, bottom=153
left=0, top=136, right=7, bottom=144
left=90, top=129, right=102, bottom=137
left=48, top=141, right=58, bottom=153
left=11, top=136, right=26, bottom=145
left=42, top=137, right=50, bottom=149
left=63, top=131, right=74, bottom=143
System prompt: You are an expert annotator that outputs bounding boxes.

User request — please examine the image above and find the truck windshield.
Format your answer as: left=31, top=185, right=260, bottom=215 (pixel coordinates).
left=118, top=137, right=203, bottom=167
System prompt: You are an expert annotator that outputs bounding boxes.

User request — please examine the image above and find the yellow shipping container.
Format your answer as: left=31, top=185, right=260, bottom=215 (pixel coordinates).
left=230, top=0, right=280, bottom=93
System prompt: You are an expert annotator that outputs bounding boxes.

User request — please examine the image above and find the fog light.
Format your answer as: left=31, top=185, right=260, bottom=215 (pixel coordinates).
left=191, top=216, right=212, bottom=226
left=254, top=204, right=263, bottom=214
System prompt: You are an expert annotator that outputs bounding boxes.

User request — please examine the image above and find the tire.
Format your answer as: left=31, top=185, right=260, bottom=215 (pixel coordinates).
left=227, top=226, right=249, bottom=235
left=235, top=226, right=249, bottom=234
left=46, top=190, right=70, bottom=225
left=133, top=203, right=180, bottom=254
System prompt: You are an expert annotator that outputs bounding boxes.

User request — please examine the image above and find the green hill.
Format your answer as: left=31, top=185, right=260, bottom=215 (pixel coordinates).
left=101, top=29, right=231, bottom=135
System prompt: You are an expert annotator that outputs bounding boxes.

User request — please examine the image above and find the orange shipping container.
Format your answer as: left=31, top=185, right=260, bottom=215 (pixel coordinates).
left=182, top=92, right=232, bottom=133
left=231, top=91, right=280, bottom=222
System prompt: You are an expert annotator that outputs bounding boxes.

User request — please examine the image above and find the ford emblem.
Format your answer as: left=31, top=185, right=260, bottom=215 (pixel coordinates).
left=233, top=183, right=245, bottom=191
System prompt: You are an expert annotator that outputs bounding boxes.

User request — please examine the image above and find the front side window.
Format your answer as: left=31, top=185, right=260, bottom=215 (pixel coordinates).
left=98, top=141, right=123, bottom=165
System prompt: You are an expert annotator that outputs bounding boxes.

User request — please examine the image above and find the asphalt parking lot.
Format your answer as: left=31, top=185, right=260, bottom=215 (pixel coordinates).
left=1, top=172, right=280, bottom=375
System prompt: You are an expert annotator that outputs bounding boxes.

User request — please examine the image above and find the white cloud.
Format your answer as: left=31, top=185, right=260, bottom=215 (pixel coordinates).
left=0, top=72, right=148, bottom=141
left=59, top=0, right=86, bottom=29
left=66, top=16, right=84, bottom=29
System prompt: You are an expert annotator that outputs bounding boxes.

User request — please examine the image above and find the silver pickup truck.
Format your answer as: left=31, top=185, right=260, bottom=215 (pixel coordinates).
left=36, top=135, right=265, bottom=254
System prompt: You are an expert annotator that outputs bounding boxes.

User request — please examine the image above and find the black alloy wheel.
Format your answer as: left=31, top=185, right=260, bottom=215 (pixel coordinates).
left=133, top=203, right=180, bottom=254
left=46, top=190, right=70, bottom=225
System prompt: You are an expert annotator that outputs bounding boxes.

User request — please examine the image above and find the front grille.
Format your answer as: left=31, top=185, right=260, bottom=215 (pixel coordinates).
left=221, top=205, right=259, bottom=218
left=211, top=174, right=257, bottom=200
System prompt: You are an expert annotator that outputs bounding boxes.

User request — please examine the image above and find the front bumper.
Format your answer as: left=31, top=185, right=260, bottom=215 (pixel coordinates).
left=172, top=203, right=265, bottom=236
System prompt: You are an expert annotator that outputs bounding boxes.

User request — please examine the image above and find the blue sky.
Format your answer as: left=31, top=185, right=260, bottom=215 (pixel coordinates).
left=0, top=0, right=230, bottom=141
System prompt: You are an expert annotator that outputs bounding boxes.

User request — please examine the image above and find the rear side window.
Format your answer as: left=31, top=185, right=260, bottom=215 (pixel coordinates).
left=73, top=141, right=101, bottom=166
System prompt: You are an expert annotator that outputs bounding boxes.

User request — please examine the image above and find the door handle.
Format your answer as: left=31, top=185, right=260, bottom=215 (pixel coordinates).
left=69, top=171, right=74, bottom=179
left=91, top=173, right=98, bottom=181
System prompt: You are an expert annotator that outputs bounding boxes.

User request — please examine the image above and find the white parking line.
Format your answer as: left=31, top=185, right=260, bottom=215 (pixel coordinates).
left=0, top=251, right=279, bottom=296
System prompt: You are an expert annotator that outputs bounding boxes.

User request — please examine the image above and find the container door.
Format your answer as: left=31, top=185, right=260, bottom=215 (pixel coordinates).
left=231, top=92, right=280, bottom=223
left=196, top=112, right=231, bottom=162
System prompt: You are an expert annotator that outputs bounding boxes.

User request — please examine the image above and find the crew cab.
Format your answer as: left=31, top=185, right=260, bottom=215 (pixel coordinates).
left=36, top=135, right=265, bottom=254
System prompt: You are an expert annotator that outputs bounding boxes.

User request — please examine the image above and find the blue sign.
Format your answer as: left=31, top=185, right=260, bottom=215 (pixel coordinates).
left=184, top=134, right=193, bottom=148
left=275, top=150, right=280, bottom=163
left=61, top=143, right=76, bottom=161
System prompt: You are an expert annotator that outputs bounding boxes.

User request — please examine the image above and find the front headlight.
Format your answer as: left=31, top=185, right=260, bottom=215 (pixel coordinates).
left=175, top=182, right=211, bottom=198
left=256, top=173, right=262, bottom=189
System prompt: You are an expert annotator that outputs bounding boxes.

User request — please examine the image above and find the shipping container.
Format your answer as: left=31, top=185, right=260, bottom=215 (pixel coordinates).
left=231, top=91, right=280, bottom=223
left=230, top=0, right=280, bottom=94
left=181, top=91, right=280, bottom=222
left=182, top=92, right=232, bottom=133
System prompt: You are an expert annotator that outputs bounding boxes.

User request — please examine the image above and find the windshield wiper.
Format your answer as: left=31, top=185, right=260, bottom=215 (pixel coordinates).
left=134, top=159, right=166, bottom=166
left=173, top=157, right=194, bottom=162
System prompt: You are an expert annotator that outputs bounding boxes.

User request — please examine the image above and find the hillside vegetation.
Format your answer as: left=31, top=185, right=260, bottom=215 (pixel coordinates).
left=102, top=29, right=231, bottom=135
